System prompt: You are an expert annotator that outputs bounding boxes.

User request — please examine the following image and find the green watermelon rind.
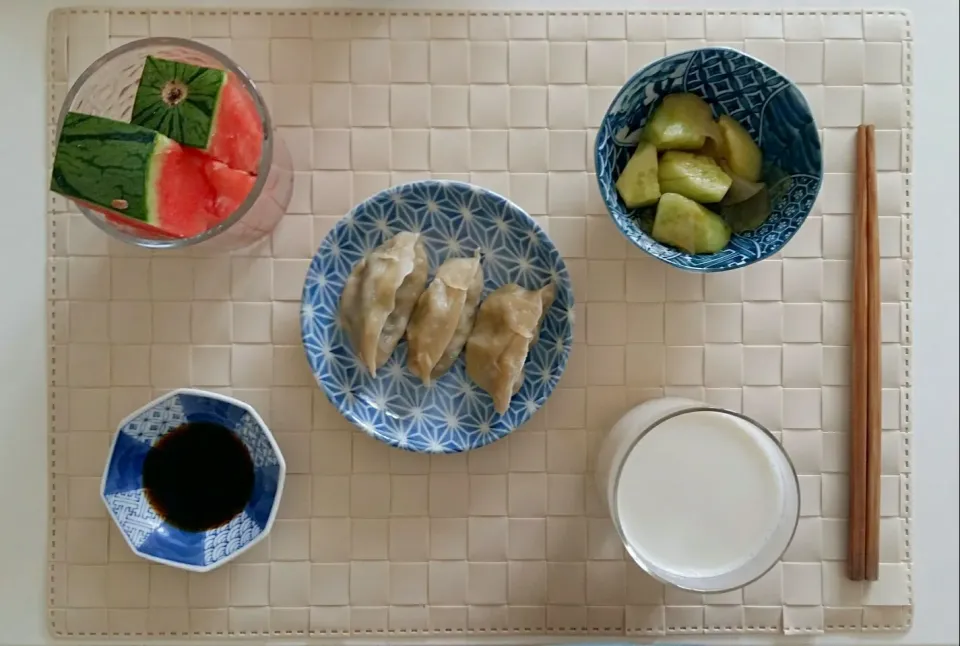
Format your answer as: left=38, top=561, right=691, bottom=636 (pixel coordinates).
left=50, top=112, right=173, bottom=227
left=130, top=55, right=226, bottom=150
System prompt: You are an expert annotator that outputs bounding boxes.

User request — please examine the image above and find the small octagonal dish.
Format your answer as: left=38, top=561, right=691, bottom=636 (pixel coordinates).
left=100, top=389, right=285, bottom=572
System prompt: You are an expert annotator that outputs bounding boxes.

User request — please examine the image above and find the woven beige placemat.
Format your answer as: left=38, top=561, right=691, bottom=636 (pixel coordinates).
left=46, top=7, right=913, bottom=639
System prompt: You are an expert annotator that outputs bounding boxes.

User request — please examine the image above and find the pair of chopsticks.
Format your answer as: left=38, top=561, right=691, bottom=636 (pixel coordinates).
left=848, top=125, right=881, bottom=582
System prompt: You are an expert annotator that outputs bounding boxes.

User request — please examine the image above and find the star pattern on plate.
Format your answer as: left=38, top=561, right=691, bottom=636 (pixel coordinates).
left=301, top=181, right=575, bottom=454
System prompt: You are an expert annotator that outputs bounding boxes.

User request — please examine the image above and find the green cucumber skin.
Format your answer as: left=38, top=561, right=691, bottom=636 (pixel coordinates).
left=131, top=56, right=226, bottom=149
left=50, top=112, right=170, bottom=225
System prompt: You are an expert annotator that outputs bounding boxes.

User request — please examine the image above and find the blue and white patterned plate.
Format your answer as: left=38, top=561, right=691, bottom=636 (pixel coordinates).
left=595, top=47, right=823, bottom=272
left=301, top=181, right=575, bottom=453
left=100, top=389, right=285, bottom=572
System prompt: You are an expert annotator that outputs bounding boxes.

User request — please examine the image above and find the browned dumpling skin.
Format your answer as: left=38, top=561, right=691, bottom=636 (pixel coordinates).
left=406, top=254, right=484, bottom=384
left=465, top=282, right=556, bottom=413
left=340, top=232, right=428, bottom=375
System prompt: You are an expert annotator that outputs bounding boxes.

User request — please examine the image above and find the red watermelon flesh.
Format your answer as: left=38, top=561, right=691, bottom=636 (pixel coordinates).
left=153, top=146, right=217, bottom=237
left=52, top=107, right=261, bottom=241
left=203, top=159, right=257, bottom=224
left=98, top=146, right=222, bottom=239
left=207, top=74, right=263, bottom=175
left=99, top=148, right=255, bottom=239
left=50, top=113, right=218, bottom=239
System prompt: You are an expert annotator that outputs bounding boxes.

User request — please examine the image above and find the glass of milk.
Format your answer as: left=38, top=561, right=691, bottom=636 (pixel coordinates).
left=595, top=397, right=800, bottom=592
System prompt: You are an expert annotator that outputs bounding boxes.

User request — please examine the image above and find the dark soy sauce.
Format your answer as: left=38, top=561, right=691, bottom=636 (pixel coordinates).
left=143, top=421, right=255, bottom=532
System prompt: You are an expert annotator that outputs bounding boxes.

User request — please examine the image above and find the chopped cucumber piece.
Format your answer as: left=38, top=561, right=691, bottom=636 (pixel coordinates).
left=642, top=93, right=722, bottom=151
left=658, top=151, right=732, bottom=204
left=695, top=138, right=725, bottom=163
left=718, top=115, right=763, bottom=182
left=615, top=142, right=661, bottom=208
left=652, top=192, right=731, bottom=254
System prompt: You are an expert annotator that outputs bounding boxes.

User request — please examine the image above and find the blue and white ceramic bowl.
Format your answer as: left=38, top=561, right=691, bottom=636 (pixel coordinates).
left=100, top=389, right=285, bottom=572
left=301, top=181, right=574, bottom=454
left=595, top=47, right=822, bottom=272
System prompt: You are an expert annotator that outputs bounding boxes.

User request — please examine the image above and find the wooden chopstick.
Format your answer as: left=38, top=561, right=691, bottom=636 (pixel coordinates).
left=848, top=125, right=882, bottom=582
left=848, top=125, right=869, bottom=581
left=864, top=125, right=882, bottom=581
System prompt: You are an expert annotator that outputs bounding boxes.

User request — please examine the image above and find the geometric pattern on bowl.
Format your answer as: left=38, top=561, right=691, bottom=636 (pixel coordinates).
left=100, top=388, right=285, bottom=572
left=595, top=47, right=823, bottom=272
left=301, top=180, right=575, bottom=454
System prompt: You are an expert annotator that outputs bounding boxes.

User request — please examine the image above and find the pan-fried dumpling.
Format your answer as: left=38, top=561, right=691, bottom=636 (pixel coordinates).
left=465, top=282, right=556, bottom=414
left=340, top=232, right=429, bottom=375
left=406, top=254, right=484, bottom=384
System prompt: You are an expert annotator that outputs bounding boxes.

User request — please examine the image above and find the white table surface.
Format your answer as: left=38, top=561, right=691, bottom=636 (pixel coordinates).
left=0, top=0, right=956, bottom=644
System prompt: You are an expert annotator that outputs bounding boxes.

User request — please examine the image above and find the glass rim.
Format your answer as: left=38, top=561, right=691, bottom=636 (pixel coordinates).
left=608, top=404, right=801, bottom=594
left=56, top=36, right=275, bottom=249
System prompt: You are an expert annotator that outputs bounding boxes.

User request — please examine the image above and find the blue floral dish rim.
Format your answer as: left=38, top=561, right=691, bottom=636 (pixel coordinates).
left=594, top=46, right=823, bottom=273
left=99, top=388, right=286, bottom=572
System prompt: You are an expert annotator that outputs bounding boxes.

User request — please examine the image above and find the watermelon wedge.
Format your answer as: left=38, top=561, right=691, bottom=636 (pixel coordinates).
left=50, top=112, right=217, bottom=238
left=131, top=56, right=263, bottom=174
left=202, top=159, right=257, bottom=224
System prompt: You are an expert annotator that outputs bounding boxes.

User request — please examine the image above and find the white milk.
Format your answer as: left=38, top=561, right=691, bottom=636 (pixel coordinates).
left=596, top=398, right=799, bottom=592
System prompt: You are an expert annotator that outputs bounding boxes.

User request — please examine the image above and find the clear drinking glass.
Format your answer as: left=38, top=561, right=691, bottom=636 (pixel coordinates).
left=595, top=397, right=800, bottom=593
left=55, top=37, right=292, bottom=251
